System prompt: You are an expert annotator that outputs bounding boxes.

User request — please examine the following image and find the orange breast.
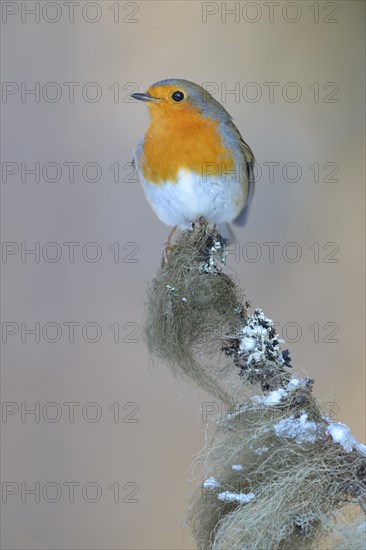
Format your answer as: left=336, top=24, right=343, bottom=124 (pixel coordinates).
left=141, top=104, right=234, bottom=184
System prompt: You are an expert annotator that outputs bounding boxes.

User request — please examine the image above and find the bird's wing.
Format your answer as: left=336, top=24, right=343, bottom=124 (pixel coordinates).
left=233, top=153, right=255, bottom=226
left=229, top=121, right=255, bottom=227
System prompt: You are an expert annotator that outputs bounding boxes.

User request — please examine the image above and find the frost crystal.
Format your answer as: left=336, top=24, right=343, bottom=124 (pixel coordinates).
left=198, top=232, right=227, bottom=273
left=274, top=412, right=320, bottom=444
left=238, top=308, right=287, bottom=366
left=286, top=378, right=304, bottom=391
left=203, top=477, right=220, bottom=489
left=240, top=336, right=256, bottom=352
left=254, top=446, right=269, bottom=455
left=217, top=491, right=255, bottom=504
left=252, top=378, right=308, bottom=408
left=327, top=422, right=366, bottom=455
left=262, top=388, right=287, bottom=404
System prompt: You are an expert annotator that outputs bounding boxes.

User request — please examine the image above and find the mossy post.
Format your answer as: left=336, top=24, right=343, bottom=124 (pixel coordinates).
left=145, top=222, right=366, bottom=550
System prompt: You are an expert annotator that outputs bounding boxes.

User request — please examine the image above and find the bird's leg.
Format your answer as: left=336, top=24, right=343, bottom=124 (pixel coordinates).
left=161, top=225, right=178, bottom=266
left=198, top=217, right=218, bottom=238
left=198, top=216, right=207, bottom=228
left=193, top=217, right=209, bottom=236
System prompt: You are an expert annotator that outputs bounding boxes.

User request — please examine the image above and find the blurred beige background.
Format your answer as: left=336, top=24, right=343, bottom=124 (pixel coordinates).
left=1, top=1, right=365, bottom=549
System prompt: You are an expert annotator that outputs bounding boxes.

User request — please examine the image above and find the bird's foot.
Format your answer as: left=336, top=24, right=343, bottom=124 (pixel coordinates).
left=161, top=225, right=178, bottom=267
left=161, top=243, right=176, bottom=267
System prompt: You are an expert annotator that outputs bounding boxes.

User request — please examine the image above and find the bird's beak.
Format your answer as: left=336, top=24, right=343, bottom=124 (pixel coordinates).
left=130, top=92, right=158, bottom=102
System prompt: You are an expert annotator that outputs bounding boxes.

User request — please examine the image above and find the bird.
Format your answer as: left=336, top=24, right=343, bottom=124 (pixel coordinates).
left=131, top=78, right=255, bottom=246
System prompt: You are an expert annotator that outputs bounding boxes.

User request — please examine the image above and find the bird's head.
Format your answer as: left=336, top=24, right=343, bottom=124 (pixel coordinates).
left=131, top=79, right=231, bottom=124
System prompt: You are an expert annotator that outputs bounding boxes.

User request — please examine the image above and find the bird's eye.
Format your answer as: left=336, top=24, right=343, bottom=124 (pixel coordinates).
left=172, top=91, right=185, bottom=102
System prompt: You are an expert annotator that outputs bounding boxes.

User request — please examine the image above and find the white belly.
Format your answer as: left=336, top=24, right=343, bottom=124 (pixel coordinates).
left=139, top=168, right=245, bottom=228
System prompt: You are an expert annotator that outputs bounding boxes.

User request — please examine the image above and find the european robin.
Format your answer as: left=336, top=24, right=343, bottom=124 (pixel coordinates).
left=131, top=78, right=255, bottom=243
